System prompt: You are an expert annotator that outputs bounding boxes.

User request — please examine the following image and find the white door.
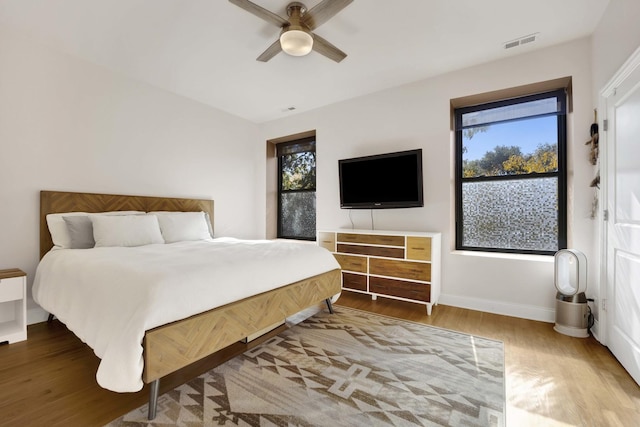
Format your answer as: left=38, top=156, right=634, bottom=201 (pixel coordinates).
left=603, top=48, right=640, bottom=386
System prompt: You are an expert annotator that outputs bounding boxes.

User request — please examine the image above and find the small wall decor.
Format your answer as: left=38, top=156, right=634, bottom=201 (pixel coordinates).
left=585, top=117, right=599, bottom=165
left=591, top=191, right=598, bottom=219
left=587, top=109, right=600, bottom=219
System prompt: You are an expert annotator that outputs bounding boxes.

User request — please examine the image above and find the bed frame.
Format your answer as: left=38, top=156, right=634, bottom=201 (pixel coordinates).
left=39, top=190, right=341, bottom=419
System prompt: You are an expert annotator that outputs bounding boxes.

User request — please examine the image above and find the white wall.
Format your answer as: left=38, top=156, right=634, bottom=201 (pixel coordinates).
left=592, top=0, right=640, bottom=95
left=589, top=0, right=640, bottom=338
left=0, top=30, right=261, bottom=322
left=259, top=38, right=595, bottom=322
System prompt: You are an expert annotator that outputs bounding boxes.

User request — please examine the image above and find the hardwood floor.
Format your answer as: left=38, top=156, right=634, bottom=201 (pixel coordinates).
left=1, top=291, right=638, bottom=426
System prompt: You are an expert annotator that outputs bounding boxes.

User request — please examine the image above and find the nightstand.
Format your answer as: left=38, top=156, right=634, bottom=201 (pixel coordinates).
left=0, top=269, right=27, bottom=344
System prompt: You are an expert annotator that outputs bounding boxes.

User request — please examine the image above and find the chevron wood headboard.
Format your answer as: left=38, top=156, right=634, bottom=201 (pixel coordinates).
left=39, top=190, right=214, bottom=259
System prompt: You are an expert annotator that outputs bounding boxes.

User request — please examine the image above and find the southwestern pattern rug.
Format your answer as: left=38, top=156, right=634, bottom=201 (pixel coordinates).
left=107, top=307, right=504, bottom=426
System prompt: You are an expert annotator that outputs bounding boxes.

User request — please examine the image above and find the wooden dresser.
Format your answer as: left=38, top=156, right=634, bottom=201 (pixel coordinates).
left=318, top=229, right=441, bottom=315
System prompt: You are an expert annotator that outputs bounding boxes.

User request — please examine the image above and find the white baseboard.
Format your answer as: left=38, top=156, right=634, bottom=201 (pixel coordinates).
left=439, top=293, right=555, bottom=323
left=28, top=307, right=49, bottom=325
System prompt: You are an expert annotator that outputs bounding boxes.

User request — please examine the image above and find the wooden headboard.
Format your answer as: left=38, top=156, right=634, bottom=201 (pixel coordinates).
left=40, top=190, right=214, bottom=259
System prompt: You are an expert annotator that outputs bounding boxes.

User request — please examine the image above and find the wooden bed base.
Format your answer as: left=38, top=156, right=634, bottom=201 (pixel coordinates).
left=39, top=190, right=341, bottom=419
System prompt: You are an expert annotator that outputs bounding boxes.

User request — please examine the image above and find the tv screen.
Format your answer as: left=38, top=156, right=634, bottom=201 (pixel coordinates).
left=339, top=149, right=423, bottom=209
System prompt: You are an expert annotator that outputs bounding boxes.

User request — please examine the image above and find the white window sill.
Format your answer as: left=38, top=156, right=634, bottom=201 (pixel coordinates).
left=451, top=250, right=554, bottom=263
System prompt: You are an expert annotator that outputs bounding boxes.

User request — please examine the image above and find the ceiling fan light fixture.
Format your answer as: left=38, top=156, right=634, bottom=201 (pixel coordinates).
left=280, top=28, right=313, bottom=56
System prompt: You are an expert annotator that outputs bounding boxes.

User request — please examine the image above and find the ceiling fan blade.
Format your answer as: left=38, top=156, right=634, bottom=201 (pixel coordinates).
left=228, top=0, right=288, bottom=27
left=302, top=0, right=353, bottom=31
left=312, top=33, right=347, bottom=63
left=256, top=39, right=282, bottom=62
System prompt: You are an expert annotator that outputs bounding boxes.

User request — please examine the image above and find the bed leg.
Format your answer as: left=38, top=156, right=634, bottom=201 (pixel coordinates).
left=47, top=314, right=54, bottom=323
left=148, top=379, right=160, bottom=420
left=325, top=298, right=334, bottom=314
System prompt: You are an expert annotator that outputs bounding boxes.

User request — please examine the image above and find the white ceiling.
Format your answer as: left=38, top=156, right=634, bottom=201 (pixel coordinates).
left=0, top=0, right=610, bottom=123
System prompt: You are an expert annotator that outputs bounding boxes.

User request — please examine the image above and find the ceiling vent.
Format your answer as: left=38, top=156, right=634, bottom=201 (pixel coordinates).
left=504, top=33, right=539, bottom=50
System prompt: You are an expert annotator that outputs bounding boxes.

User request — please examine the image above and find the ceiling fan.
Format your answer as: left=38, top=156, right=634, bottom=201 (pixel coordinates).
left=229, top=0, right=353, bottom=63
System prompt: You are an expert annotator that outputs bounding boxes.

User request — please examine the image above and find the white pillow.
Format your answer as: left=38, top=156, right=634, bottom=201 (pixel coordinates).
left=91, top=215, right=165, bottom=247
left=46, top=211, right=144, bottom=249
left=151, top=211, right=212, bottom=243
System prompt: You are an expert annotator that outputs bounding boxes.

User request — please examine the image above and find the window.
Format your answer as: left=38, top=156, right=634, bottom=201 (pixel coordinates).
left=277, top=137, right=316, bottom=240
left=454, top=89, right=567, bottom=255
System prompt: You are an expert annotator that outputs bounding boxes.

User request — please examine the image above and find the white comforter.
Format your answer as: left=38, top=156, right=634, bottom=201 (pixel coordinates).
left=33, top=237, right=340, bottom=392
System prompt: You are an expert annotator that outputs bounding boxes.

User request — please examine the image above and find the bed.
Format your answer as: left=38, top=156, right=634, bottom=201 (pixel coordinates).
left=34, top=190, right=341, bottom=419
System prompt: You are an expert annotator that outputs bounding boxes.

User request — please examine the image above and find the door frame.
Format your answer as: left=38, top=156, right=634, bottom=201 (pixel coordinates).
left=598, top=45, right=640, bottom=346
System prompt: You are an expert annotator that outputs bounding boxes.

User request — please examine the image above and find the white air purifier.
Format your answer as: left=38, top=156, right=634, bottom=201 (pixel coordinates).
left=554, top=249, right=589, bottom=338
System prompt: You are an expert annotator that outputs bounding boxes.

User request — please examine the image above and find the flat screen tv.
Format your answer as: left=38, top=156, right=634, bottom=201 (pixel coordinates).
left=339, top=149, right=423, bottom=209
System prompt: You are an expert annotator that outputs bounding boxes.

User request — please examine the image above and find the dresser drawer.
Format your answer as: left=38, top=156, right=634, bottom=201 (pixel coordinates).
left=337, top=233, right=405, bottom=247
left=0, top=277, right=24, bottom=303
left=342, top=272, right=367, bottom=291
left=406, top=237, right=432, bottom=261
left=369, top=258, right=431, bottom=282
left=370, top=277, right=431, bottom=302
left=317, top=232, right=336, bottom=251
left=334, top=254, right=367, bottom=273
left=337, top=243, right=404, bottom=259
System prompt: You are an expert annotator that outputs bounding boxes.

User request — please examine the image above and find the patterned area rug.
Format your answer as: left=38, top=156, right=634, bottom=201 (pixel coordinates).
left=107, top=307, right=504, bottom=426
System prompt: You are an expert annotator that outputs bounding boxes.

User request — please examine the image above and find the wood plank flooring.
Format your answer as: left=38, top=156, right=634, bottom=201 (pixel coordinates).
left=1, top=291, right=638, bottom=426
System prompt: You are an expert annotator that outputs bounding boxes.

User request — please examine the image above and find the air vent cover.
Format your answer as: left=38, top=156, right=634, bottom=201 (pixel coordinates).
left=505, top=40, right=520, bottom=49
left=504, top=33, right=539, bottom=49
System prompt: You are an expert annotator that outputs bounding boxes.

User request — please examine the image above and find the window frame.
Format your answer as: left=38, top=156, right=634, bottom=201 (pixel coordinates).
left=277, top=136, right=317, bottom=241
left=454, top=89, right=568, bottom=256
